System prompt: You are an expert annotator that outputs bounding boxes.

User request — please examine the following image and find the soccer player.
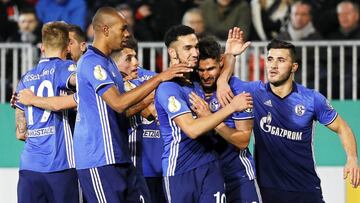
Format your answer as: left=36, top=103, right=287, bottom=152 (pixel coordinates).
left=67, top=24, right=87, bottom=62
left=248, top=39, right=360, bottom=203
left=74, top=7, right=192, bottom=202
left=155, top=25, right=253, bottom=203
left=110, top=38, right=158, bottom=203
left=190, top=36, right=261, bottom=203
left=14, top=21, right=79, bottom=203
left=111, top=39, right=167, bottom=203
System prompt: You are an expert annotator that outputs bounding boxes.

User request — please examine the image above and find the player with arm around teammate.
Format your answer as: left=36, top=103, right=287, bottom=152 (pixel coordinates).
left=190, top=36, right=261, bottom=203
left=155, top=25, right=253, bottom=203
left=14, top=21, right=79, bottom=203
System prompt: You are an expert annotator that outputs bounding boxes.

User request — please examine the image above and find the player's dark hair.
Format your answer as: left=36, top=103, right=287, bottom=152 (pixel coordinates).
left=199, top=37, right=221, bottom=62
left=122, top=37, right=138, bottom=53
left=267, top=39, right=297, bottom=62
left=164, top=25, right=195, bottom=47
left=67, top=24, right=86, bottom=43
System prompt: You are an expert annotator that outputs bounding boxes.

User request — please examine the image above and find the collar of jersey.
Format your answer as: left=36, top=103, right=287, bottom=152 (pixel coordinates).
left=88, top=45, right=108, bottom=58
left=39, top=57, right=61, bottom=63
left=266, top=81, right=298, bottom=100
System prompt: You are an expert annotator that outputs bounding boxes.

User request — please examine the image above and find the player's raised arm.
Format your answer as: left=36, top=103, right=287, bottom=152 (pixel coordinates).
left=217, top=27, right=251, bottom=107
left=326, top=115, right=360, bottom=188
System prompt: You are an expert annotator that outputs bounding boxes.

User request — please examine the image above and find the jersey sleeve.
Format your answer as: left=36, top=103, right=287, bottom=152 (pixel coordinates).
left=15, top=78, right=26, bottom=111
left=138, top=68, right=158, bottom=84
left=314, top=91, right=338, bottom=125
left=155, top=82, right=191, bottom=119
left=56, top=60, right=77, bottom=89
left=229, top=77, right=254, bottom=120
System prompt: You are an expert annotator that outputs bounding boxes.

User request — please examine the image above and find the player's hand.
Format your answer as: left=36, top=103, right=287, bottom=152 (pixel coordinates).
left=229, top=92, right=253, bottom=112
left=189, top=92, right=211, bottom=117
left=10, top=92, right=17, bottom=109
left=216, top=80, right=234, bottom=107
left=16, top=89, right=36, bottom=106
left=158, top=63, right=193, bottom=82
left=224, top=27, right=251, bottom=56
left=344, top=158, right=360, bottom=188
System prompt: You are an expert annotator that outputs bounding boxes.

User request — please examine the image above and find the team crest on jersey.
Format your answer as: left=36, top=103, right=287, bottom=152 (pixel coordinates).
left=294, top=104, right=306, bottom=116
left=93, top=65, right=107, bottom=81
left=168, top=96, right=181, bottom=113
left=245, top=107, right=253, bottom=113
left=68, top=64, right=77, bottom=71
left=326, top=99, right=334, bottom=110
left=124, top=81, right=136, bottom=92
left=209, top=98, right=220, bottom=112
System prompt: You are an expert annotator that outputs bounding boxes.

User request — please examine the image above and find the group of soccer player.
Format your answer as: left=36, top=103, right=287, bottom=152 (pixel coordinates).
left=13, top=6, right=360, bottom=203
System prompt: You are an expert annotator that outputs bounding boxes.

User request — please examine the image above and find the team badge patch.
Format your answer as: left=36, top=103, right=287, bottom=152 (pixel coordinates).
left=209, top=98, right=220, bottom=112
left=295, top=104, right=306, bottom=116
left=124, top=81, right=136, bottom=92
left=67, top=64, right=77, bottom=71
left=245, top=107, right=253, bottom=113
left=93, top=65, right=107, bottom=81
left=168, top=96, right=181, bottom=113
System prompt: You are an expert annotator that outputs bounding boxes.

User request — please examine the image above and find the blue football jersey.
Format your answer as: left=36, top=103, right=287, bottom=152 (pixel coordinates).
left=74, top=46, right=131, bottom=169
left=136, top=68, right=163, bottom=177
left=203, top=77, right=256, bottom=181
left=15, top=57, right=76, bottom=172
left=248, top=81, right=337, bottom=192
left=155, top=81, right=217, bottom=176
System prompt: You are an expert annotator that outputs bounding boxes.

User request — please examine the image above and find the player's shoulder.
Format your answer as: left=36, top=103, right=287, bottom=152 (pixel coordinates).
left=246, top=80, right=265, bottom=92
left=294, top=83, right=320, bottom=98
left=158, top=81, right=181, bottom=90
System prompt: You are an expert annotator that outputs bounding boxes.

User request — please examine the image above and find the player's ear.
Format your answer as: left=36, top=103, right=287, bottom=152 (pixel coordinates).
left=291, top=62, right=298, bottom=73
left=80, top=42, right=87, bottom=52
left=40, top=43, right=45, bottom=54
left=219, top=55, right=224, bottom=68
left=168, top=48, right=177, bottom=60
left=103, top=25, right=109, bottom=37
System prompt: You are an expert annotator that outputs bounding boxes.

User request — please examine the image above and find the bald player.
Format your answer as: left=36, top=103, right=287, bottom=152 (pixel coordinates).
left=73, top=7, right=192, bottom=202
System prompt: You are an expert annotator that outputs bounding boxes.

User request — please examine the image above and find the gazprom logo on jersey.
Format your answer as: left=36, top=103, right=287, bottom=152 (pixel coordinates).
left=27, top=126, right=55, bottom=138
left=24, top=68, right=55, bottom=82
left=260, top=112, right=302, bottom=141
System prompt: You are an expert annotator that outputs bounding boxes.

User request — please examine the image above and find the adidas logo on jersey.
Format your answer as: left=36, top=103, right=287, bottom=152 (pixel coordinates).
left=264, top=100, right=272, bottom=107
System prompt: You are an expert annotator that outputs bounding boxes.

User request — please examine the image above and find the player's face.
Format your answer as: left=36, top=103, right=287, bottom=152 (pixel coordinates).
left=198, top=58, right=221, bottom=90
left=266, top=49, right=296, bottom=86
left=68, top=32, right=85, bottom=62
left=109, top=15, right=130, bottom=51
left=117, top=48, right=138, bottom=79
left=173, top=34, right=199, bottom=68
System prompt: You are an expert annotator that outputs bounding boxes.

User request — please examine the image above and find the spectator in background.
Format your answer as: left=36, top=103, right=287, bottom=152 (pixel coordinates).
left=200, top=0, right=251, bottom=40
left=328, top=1, right=360, bottom=39
left=0, top=0, right=28, bottom=41
left=36, top=0, right=87, bottom=30
left=182, top=8, right=207, bottom=39
left=277, top=1, right=321, bottom=41
left=327, top=1, right=360, bottom=99
left=250, top=0, right=292, bottom=41
left=277, top=1, right=324, bottom=94
left=7, top=8, right=41, bottom=44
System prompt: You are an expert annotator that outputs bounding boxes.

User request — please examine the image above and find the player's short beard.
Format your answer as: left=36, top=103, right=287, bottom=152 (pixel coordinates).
left=270, top=70, right=292, bottom=87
